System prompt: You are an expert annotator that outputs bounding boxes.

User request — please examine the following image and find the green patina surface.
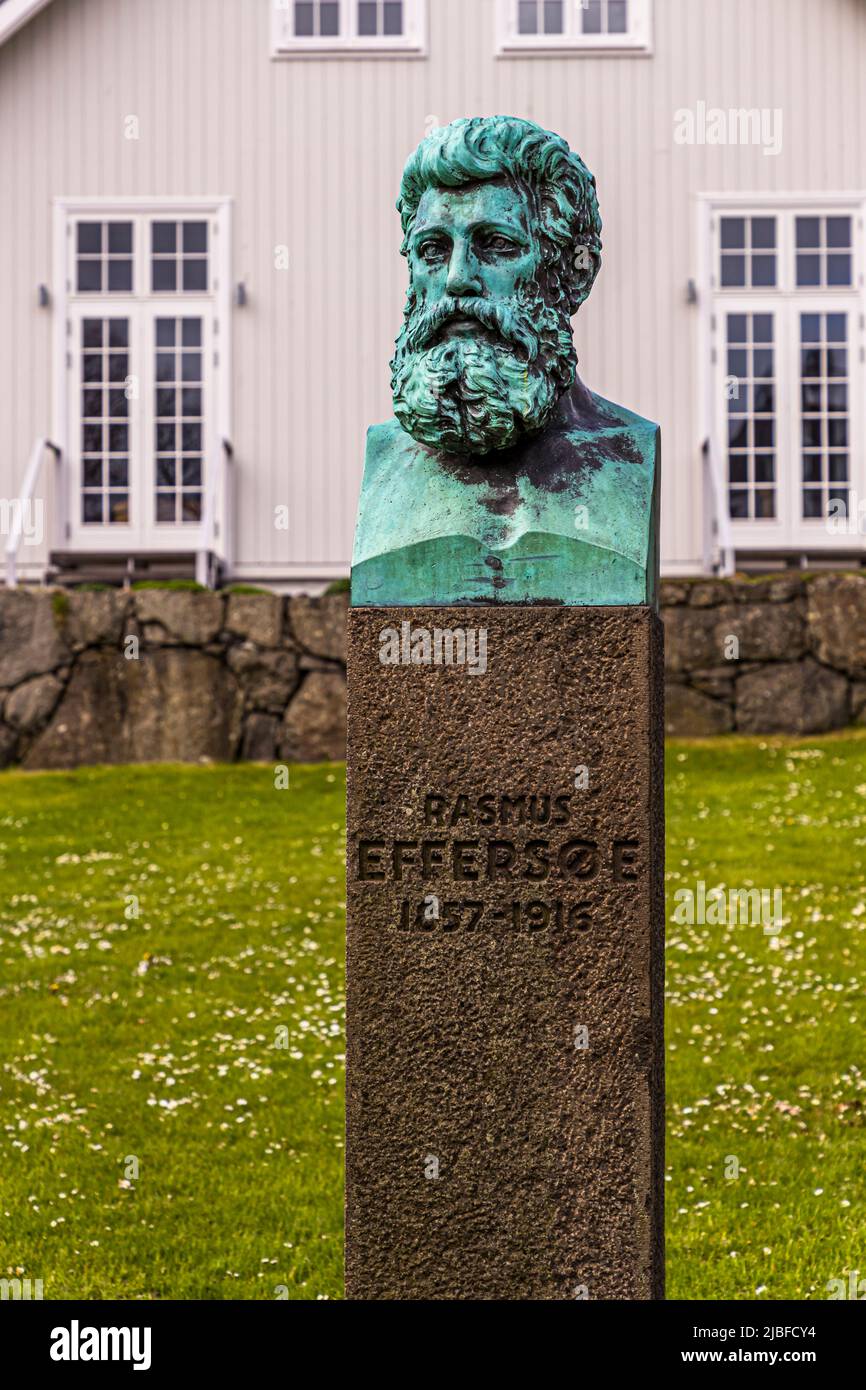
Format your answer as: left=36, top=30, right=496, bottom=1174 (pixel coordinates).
left=352, top=381, right=660, bottom=607
left=352, top=114, right=660, bottom=608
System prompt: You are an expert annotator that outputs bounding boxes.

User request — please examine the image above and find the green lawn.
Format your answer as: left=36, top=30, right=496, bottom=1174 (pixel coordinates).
left=0, top=737, right=864, bottom=1300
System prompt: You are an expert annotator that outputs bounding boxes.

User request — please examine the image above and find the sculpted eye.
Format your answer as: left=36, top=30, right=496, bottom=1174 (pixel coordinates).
left=418, top=239, right=449, bottom=264
left=478, top=232, right=523, bottom=259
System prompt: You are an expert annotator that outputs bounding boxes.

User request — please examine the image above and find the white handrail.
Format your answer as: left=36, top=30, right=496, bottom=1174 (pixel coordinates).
left=702, top=437, right=735, bottom=577
left=196, top=438, right=233, bottom=588
left=4, top=438, right=60, bottom=588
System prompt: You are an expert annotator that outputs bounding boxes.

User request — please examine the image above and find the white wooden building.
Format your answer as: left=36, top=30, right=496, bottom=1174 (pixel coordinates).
left=1, top=0, right=865, bottom=588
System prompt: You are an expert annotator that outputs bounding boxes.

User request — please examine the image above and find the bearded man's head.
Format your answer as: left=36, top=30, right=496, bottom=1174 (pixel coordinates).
left=390, top=116, right=602, bottom=457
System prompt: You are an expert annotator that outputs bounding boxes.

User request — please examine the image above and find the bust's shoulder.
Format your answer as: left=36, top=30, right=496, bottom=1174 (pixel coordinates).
left=571, top=384, right=659, bottom=443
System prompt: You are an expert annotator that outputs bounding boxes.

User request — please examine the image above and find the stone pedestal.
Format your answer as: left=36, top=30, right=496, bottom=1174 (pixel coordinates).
left=345, top=606, right=664, bottom=1300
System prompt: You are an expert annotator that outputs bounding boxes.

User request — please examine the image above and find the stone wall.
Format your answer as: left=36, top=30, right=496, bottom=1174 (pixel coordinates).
left=0, top=588, right=347, bottom=770
left=2, top=576, right=866, bottom=767
left=662, top=574, right=866, bottom=737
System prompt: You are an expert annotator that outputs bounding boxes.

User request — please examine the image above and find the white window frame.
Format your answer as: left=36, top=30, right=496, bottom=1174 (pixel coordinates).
left=698, top=193, right=866, bottom=555
left=52, top=197, right=233, bottom=552
left=496, top=0, right=652, bottom=56
left=271, top=0, right=427, bottom=57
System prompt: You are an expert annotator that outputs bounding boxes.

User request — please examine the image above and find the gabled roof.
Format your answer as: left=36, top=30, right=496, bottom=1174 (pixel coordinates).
left=0, top=0, right=55, bottom=49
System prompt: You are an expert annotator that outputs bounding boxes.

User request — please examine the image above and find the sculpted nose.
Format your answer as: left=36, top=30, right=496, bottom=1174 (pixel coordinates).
left=446, top=242, right=482, bottom=297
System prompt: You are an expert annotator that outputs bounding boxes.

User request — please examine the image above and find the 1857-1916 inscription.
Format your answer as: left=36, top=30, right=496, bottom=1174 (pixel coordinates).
left=357, top=789, right=643, bottom=934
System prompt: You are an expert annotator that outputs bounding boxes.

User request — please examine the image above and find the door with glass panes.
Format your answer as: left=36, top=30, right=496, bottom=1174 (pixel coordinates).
left=709, top=202, right=864, bottom=552
left=65, top=211, right=218, bottom=551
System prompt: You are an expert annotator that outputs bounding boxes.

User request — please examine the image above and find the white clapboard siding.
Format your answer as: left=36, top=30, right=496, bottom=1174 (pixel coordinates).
left=0, top=0, right=865, bottom=580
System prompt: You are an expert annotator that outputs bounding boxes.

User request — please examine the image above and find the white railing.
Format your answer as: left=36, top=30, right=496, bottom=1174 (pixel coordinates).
left=702, top=437, right=735, bottom=577
left=4, top=438, right=60, bottom=588
left=197, top=437, right=234, bottom=588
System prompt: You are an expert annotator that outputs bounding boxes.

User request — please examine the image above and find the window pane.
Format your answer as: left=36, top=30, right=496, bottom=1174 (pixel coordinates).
left=753, top=315, right=773, bottom=343
left=519, top=0, right=538, bottom=34
left=753, top=420, right=774, bottom=447
left=182, top=319, right=202, bottom=347
left=797, top=254, right=821, bottom=287
left=729, top=385, right=749, bottom=414
left=802, top=454, right=822, bottom=483
left=108, top=259, right=133, bottom=292
left=152, top=222, right=177, bottom=254
left=182, top=494, right=203, bottom=522
left=751, top=255, right=775, bottom=287
left=183, top=222, right=208, bottom=253
left=156, top=493, right=176, bottom=523
left=754, top=489, right=775, bottom=519
left=826, top=216, right=851, bottom=248
left=108, top=494, right=129, bottom=524
left=727, top=314, right=747, bottom=344
left=750, top=217, right=775, bottom=248
left=727, top=349, right=748, bottom=377
left=720, top=255, right=745, bottom=287
left=582, top=0, right=601, bottom=33
left=108, top=222, right=133, bottom=254
left=78, top=223, right=102, bottom=254
left=829, top=455, right=849, bottom=481
left=83, top=494, right=103, bottom=523
left=754, top=454, right=775, bottom=483
left=802, top=489, right=823, bottom=519
left=720, top=218, right=745, bottom=249
left=294, top=2, right=314, bottom=36
left=826, top=314, right=846, bottom=343
left=157, top=459, right=177, bottom=486
left=728, top=420, right=748, bottom=449
left=383, top=1, right=403, bottom=35
left=156, top=318, right=176, bottom=346
left=153, top=260, right=177, bottom=292
left=358, top=0, right=377, bottom=34
left=320, top=1, right=339, bottom=35
left=796, top=216, right=820, bottom=248
left=753, top=348, right=774, bottom=378
left=182, top=459, right=202, bottom=486
left=828, top=419, right=848, bottom=447
left=728, top=490, right=749, bottom=519
left=608, top=0, right=628, bottom=34
left=157, top=352, right=175, bottom=382
left=183, top=259, right=208, bottom=292
left=543, top=0, right=563, bottom=34
left=108, top=320, right=129, bottom=348
left=83, top=319, right=103, bottom=348
left=802, top=420, right=822, bottom=448
left=728, top=455, right=748, bottom=483
left=77, top=260, right=102, bottom=292
left=827, top=254, right=852, bottom=286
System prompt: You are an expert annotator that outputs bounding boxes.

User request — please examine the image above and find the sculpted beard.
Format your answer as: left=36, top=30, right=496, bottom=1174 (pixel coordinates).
left=390, top=282, right=577, bottom=456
